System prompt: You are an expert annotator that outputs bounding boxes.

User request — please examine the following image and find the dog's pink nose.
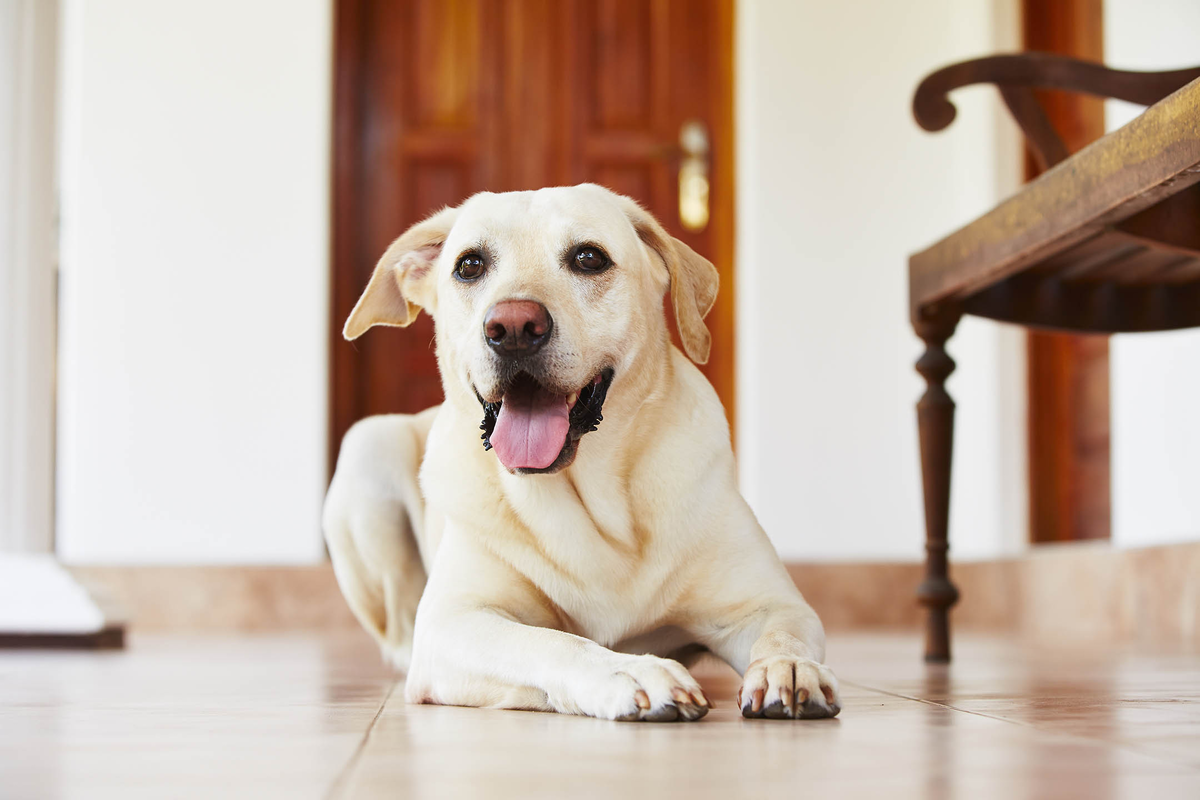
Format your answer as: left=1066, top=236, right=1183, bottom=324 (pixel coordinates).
left=484, top=300, right=553, bottom=357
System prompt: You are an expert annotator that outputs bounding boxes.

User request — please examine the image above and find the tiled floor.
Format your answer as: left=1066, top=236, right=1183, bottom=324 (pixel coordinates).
left=2, top=632, right=1198, bottom=799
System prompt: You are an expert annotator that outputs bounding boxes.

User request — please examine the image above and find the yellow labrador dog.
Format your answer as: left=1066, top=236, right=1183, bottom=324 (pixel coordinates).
left=324, top=184, right=839, bottom=722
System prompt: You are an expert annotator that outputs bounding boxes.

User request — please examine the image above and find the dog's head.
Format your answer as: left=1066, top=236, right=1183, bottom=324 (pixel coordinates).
left=344, top=184, right=718, bottom=475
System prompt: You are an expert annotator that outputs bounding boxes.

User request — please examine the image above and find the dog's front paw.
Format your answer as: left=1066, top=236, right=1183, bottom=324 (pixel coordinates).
left=738, top=656, right=840, bottom=719
left=582, top=655, right=710, bottom=722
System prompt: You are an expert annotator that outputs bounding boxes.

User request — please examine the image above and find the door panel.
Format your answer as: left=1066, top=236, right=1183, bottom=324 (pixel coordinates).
left=590, top=1, right=655, bottom=129
left=332, top=0, right=734, bottom=465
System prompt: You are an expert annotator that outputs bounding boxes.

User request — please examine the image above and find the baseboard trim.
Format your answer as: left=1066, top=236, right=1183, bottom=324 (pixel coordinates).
left=67, top=540, right=1199, bottom=648
left=68, top=565, right=357, bottom=633
left=790, top=540, right=1200, bottom=648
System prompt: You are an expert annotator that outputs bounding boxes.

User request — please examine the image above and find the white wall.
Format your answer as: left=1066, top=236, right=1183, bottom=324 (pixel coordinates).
left=1105, top=0, right=1200, bottom=549
left=736, top=0, right=1026, bottom=561
left=56, top=0, right=331, bottom=563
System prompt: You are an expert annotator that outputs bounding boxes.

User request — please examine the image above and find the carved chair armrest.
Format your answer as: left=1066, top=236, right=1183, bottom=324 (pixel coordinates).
left=913, top=53, right=1200, bottom=169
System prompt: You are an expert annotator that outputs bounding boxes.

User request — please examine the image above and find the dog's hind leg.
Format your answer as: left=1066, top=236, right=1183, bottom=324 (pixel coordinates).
left=326, top=502, right=426, bottom=670
left=379, top=559, right=426, bottom=669
left=324, top=408, right=438, bottom=672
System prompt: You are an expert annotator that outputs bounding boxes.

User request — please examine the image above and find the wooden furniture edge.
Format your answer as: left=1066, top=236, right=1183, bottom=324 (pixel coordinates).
left=909, top=76, right=1200, bottom=315
left=0, top=626, right=124, bottom=650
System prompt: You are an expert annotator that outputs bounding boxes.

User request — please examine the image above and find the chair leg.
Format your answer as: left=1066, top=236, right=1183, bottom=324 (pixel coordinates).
left=914, top=307, right=962, bottom=663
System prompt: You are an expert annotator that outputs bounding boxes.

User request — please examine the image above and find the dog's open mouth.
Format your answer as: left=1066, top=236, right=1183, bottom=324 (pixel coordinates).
left=477, top=368, right=614, bottom=473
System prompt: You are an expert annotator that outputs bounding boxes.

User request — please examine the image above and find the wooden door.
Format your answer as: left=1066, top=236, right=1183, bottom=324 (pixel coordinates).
left=331, top=0, right=735, bottom=468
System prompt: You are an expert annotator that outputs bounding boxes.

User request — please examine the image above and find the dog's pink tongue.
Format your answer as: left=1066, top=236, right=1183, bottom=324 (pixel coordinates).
left=491, top=385, right=570, bottom=470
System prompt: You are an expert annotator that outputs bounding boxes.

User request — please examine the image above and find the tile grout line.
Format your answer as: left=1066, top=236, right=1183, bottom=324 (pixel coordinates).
left=844, top=679, right=1200, bottom=774
left=325, top=680, right=399, bottom=800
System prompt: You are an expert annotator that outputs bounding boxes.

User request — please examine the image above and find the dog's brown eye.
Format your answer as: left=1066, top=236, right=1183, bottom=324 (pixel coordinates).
left=455, top=253, right=486, bottom=281
left=572, top=246, right=610, bottom=273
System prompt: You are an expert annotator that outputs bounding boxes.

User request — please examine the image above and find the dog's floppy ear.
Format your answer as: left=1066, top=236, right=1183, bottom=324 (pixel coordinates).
left=624, top=201, right=720, bottom=364
left=343, top=206, right=459, bottom=340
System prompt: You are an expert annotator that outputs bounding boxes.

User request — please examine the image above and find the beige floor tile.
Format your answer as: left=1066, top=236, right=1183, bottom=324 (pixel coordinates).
left=339, top=652, right=1200, bottom=800
left=0, top=633, right=393, bottom=800
left=3, top=631, right=1199, bottom=799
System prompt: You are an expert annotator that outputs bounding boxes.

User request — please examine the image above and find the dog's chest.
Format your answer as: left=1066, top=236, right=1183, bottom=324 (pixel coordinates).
left=533, top=544, right=680, bottom=647
left=498, top=482, right=687, bottom=645
left=424, top=432, right=694, bottom=645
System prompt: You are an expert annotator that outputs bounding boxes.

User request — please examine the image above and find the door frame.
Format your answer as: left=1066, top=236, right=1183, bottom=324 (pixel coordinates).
left=329, top=0, right=364, bottom=475
left=0, top=0, right=59, bottom=554
left=1021, top=0, right=1111, bottom=543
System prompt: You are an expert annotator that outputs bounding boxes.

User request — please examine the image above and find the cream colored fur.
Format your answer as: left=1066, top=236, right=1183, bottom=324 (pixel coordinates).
left=324, top=185, right=840, bottom=721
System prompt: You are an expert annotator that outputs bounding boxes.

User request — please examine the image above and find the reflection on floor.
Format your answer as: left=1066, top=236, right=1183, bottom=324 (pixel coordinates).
left=2, top=631, right=1198, bottom=799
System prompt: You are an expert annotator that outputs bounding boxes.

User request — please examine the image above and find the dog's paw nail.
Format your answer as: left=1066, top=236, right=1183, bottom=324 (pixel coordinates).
left=780, top=687, right=793, bottom=710
left=635, top=690, right=651, bottom=710
left=644, top=704, right=680, bottom=722
left=751, top=688, right=765, bottom=713
left=672, top=687, right=691, bottom=705
left=796, top=688, right=809, bottom=705
left=822, top=685, right=837, bottom=706
left=691, top=690, right=708, bottom=708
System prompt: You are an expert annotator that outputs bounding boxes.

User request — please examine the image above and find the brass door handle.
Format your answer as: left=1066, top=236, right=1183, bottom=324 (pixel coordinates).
left=678, top=119, right=710, bottom=232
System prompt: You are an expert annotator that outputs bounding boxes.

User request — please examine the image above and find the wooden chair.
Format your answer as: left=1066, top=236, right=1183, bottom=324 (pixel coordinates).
left=908, top=54, right=1200, bottom=662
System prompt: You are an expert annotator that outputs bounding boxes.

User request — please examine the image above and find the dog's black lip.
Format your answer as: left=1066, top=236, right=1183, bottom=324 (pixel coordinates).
left=475, top=368, right=615, bottom=468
